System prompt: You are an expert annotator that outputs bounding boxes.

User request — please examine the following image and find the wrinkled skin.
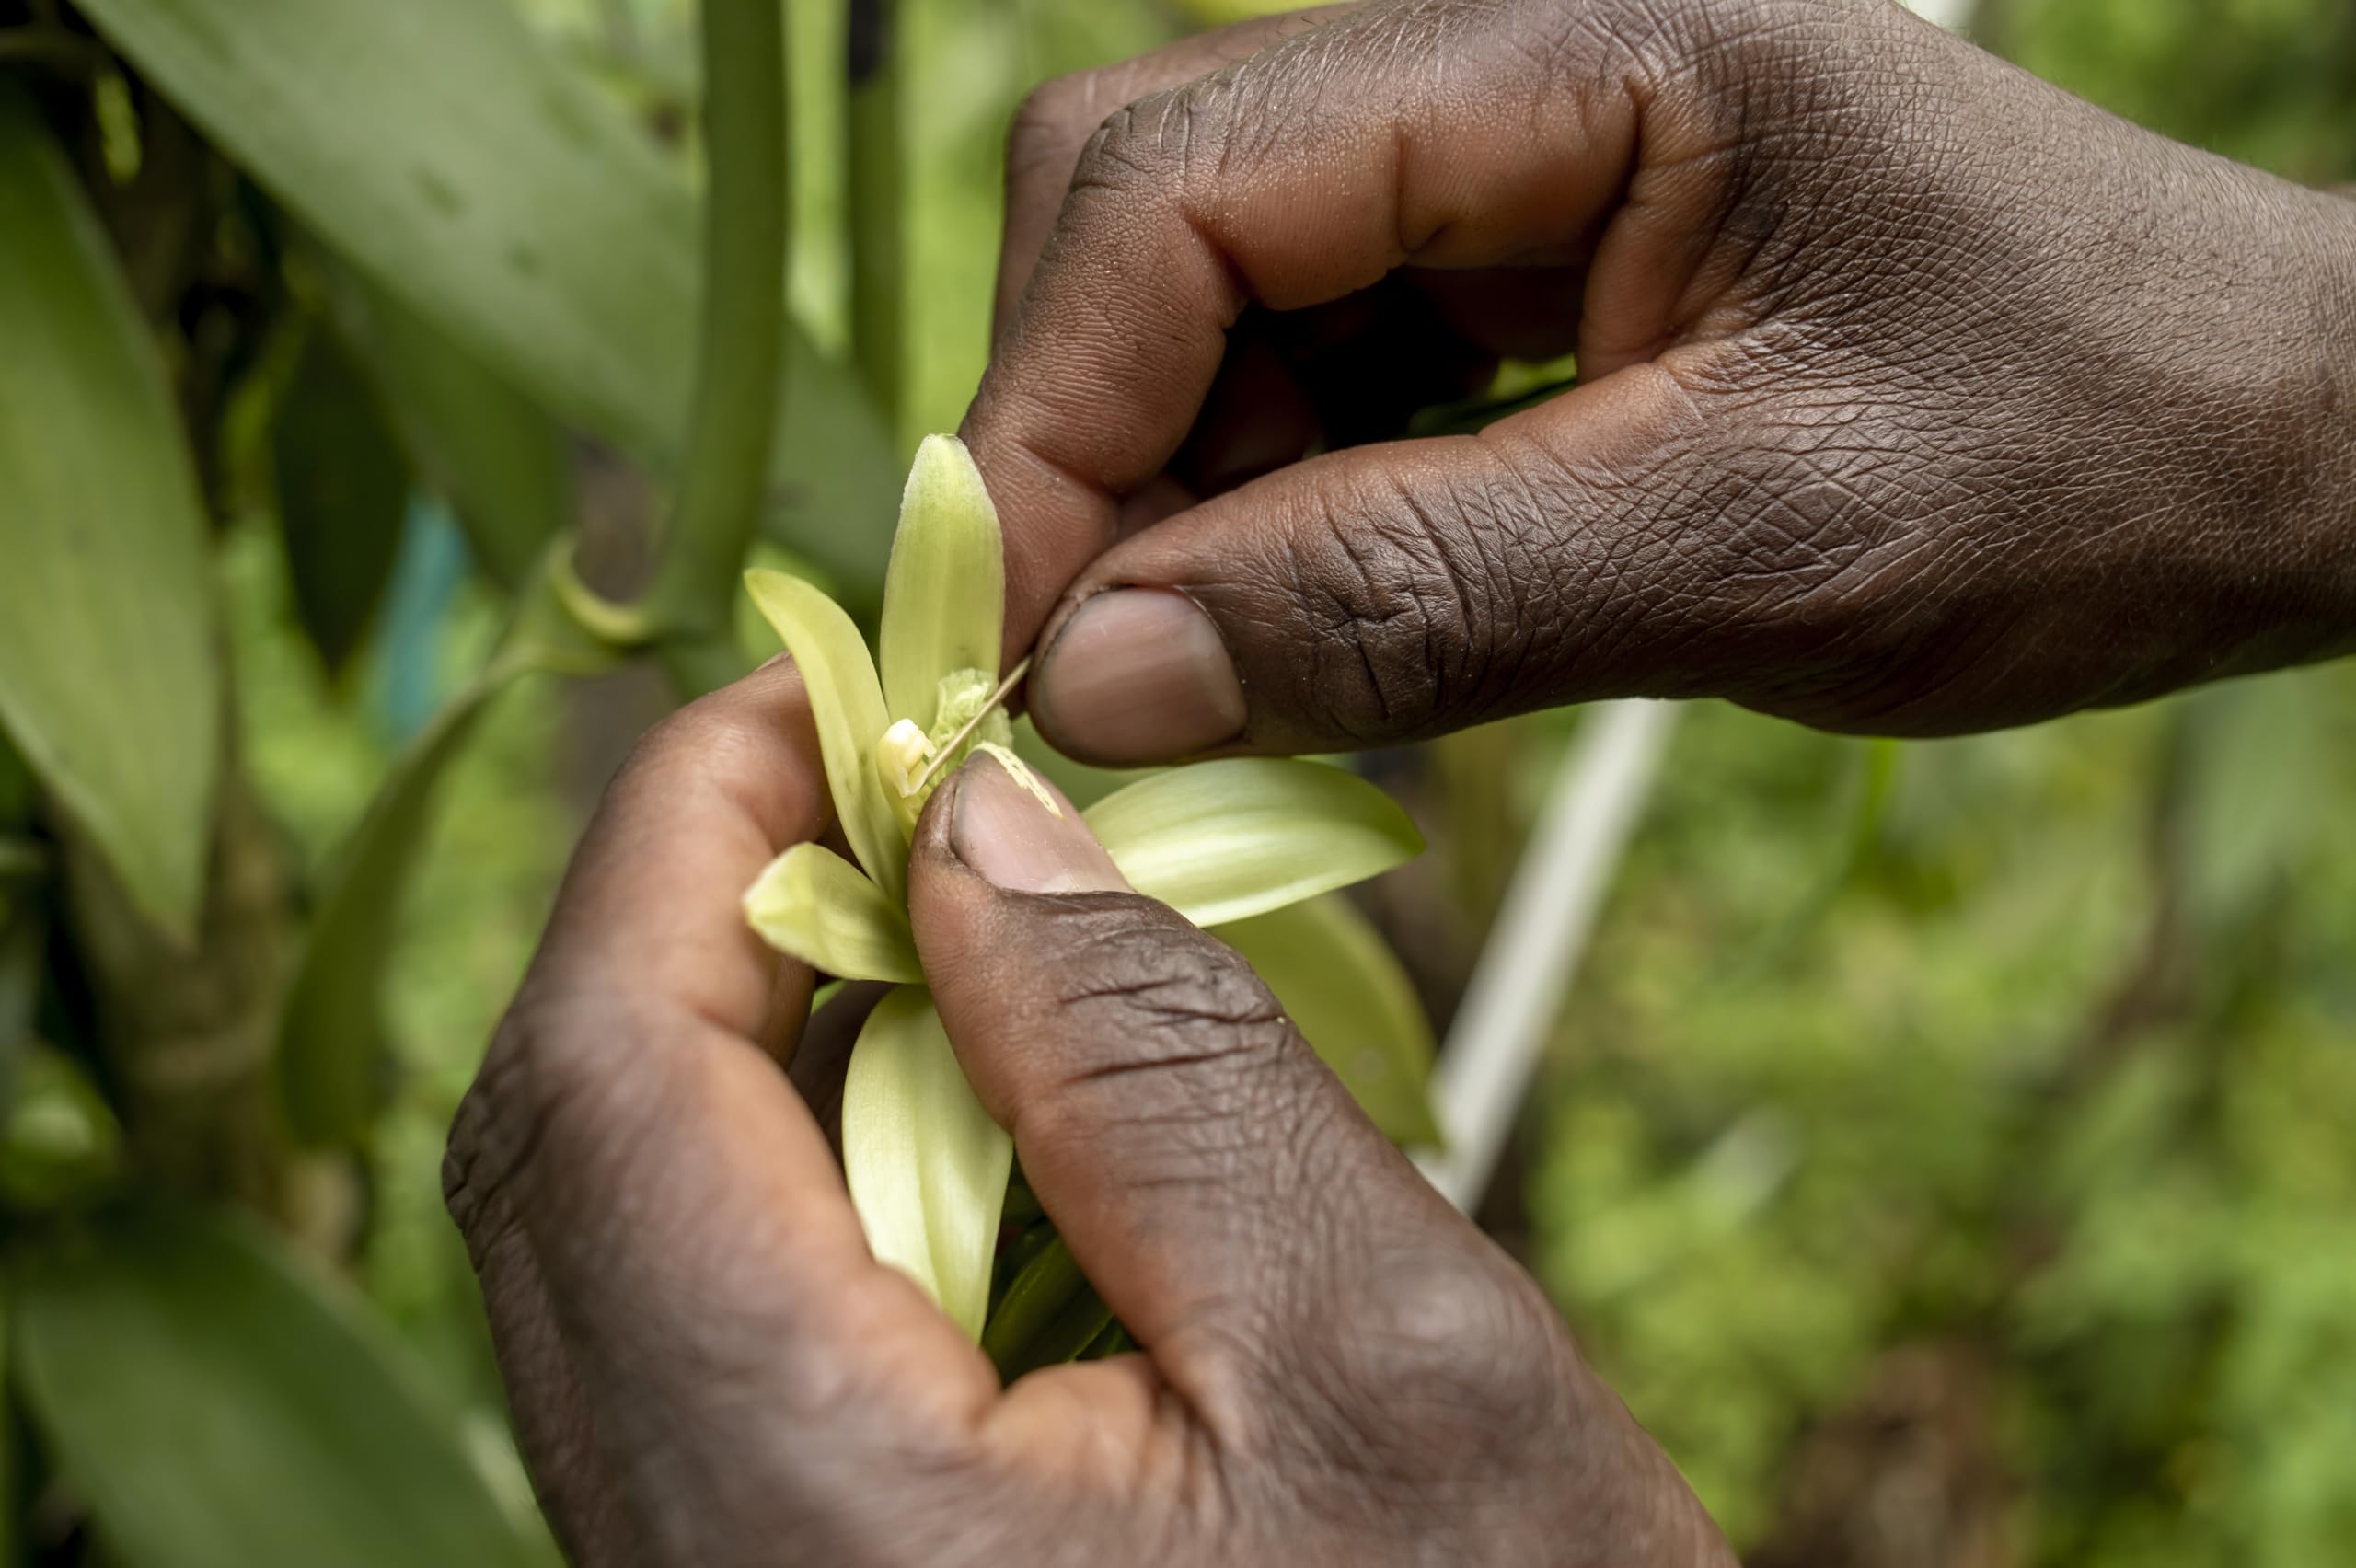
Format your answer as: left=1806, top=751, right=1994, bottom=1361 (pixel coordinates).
left=449, top=2, right=2356, bottom=1562
left=445, top=664, right=1727, bottom=1566
left=963, top=0, right=2356, bottom=752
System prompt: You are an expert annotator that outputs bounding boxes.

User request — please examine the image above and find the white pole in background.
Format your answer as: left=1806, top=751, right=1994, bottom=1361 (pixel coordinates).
left=1414, top=700, right=1680, bottom=1214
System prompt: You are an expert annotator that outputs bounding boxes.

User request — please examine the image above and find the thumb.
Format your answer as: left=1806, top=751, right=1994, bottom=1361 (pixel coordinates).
left=1020, top=364, right=1783, bottom=765
left=907, top=748, right=1512, bottom=1425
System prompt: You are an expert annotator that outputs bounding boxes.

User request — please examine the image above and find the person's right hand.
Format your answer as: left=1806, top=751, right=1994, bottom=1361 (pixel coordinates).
left=960, top=0, right=2356, bottom=760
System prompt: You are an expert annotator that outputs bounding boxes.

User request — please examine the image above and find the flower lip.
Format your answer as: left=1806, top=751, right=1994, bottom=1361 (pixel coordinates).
left=877, top=719, right=936, bottom=800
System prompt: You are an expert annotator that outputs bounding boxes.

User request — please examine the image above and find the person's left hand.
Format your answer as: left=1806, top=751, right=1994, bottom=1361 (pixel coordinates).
left=444, top=659, right=1728, bottom=1565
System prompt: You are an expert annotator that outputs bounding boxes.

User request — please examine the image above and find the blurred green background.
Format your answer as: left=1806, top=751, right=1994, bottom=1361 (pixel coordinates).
left=3, top=0, right=2352, bottom=1563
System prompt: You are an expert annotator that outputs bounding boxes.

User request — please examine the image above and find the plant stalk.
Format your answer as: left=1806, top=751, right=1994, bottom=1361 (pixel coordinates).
left=1412, top=700, right=1679, bottom=1215
left=643, top=0, right=791, bottom=635
left=845, top=0, right=905, bottom=428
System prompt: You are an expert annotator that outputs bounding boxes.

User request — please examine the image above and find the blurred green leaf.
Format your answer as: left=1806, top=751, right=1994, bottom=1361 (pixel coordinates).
left=0, top=732, right=31, bottom=831
left=76, top=0, right=898, bottom=600
left=1217, top=894, right=1443, bottom=1147
left=0, top=88, right=220, bottom=943
left=277, top=575, right=611, bottom=1147
left=14, top=1202, right=554, bottom=1568
left=275, top=676, right=502, bottom=1147
left=272, top=324, right=410, bottom=675
left=328, top=269, right=573, bottom=592
left=981, top=1234, right=1084, bottom=1377
left=0, top=1043, right=124, bottom=1211
left=0, top=911, right=43, bottom=1113
left=2176, top=672, right=2325, bottom=936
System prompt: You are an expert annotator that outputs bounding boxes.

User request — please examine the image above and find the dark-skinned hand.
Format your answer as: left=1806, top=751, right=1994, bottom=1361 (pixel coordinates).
left=452, top=2, right=2356, bottom=1562
left=444, top=663, right=1729, bottom=1565
left=963, top=0, right=2356, bottom=761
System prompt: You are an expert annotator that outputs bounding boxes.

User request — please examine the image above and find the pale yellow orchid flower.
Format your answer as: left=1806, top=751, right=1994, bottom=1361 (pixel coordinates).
left=741, top=436, right=1425, bottom=1342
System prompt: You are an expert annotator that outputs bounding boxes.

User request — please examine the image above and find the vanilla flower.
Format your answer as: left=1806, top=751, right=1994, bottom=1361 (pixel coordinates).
left=742, top=436, right=1422, bottom=1340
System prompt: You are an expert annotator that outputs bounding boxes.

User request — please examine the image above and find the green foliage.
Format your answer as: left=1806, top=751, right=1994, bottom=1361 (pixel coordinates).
left=1521, top=12, right=2356, bottom=1557
left=272, top=326, right=410, bottom=676
left=3, top=0, right=2351, bottom=1562
left=277, top=577, right=615, bottom=1148
left=1986, top=0, right=2356, bottom=182
left=325, top=270, right=573, bottom=593
left=1531, top=667, right=2356, bottom=1558
left=15, top=1203, right=556, bottom=1568
left=75, top=0, right=897, bottom=596
left=0, top=87, right=220, bottom=941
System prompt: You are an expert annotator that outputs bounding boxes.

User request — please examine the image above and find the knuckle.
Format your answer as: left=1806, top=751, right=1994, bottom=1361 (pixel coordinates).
left=1067, top=101, right=1164, bottom=202
left=442, top=988, right=649, bottom=1266
left=1065, top=75, right=1235, bottom=209
left=1294, top=1251, right=1581, bottom=1485
left=596, top=695, right=737, bottom=823
left=1050, top=905, right=1298, bottom=1093
left=1243, top=455, right=1567, bottom=742
left=1005, top=68, right=1114, bottom=187
left=1013, top=902, right=1346, bottom=1182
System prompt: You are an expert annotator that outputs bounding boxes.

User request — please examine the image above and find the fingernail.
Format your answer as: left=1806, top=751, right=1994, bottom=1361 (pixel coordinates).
left=950, top=746, right=1128, bottom=894
left=1029, top=589, right=1246, bottom=766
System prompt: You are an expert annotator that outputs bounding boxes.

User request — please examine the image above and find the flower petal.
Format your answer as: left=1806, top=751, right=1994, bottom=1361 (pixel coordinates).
left=842, top=987, right=1011, bottom=1342
left=742, top=843, right=921, bottom=984
left=877, top=434, right=1005, bottom=729
left=745, top=568, right=905, bottom=903
left=1087, top=758, right=1423, bottom=927
left=1216, top=895, right=1442, bottom=1147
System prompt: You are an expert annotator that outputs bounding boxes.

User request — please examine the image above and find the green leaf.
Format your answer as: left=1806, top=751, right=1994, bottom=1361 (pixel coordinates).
left=745, top=570, right=905, bottom=905
left=273, top=323, right=411, bottom=675
left=979, top=1235, right=1114, bottom=1380
left=279, top=573, right=618, bottom=1147
left=75, top=0, right=896, bottom=600
left=2177, top=672, right=2327, bottom=936
left=0, top=729, right=33, bottom=830
left=0, top=1270, right=13, bottom=1568
left=878, top=435, right=1005, bottom=729
left=1217, top=895, right=1442, bottom=1147
left=0, top=1043, right=123, bottom=1211
left=0, top=909, right=45, bottom=1113
left=14, top=1202, right=555, bottom=1568
left=1088, top=759, right=1424, bottom=927
left=743, top=843, right=920, bottom=984
left=842, top=987, right=1011, bottom=1342
left=0, top=88, right=220, bottom=942
left=328, top=266, right=571, bottom=591
left=982, top=1234, right=1085, bottom=1374
left=276, top=676, right=504, bottom=1147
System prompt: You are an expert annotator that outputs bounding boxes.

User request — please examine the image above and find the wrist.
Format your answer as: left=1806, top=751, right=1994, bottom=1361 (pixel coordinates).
left=2157, top=173, right=2356, bottom=690
left=2253, top=182, right=2356, bottom=669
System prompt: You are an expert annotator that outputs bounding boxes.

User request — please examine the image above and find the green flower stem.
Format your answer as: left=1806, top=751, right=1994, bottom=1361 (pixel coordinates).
left=992, top=1218, right=1057, bottom=1309
left=981, top=1235, right=1084, bottom=1375
left=644, top=0, right=790, bottom=634
left=1001, top=1172, right=1042, bottom=1226
left=1080, top=1319, right=1132, bottom=1359
left=1001, top=1285, right=1114, bottom=1382
left=0, top=837, right=46, bottom=883
left=845, top=0, right=905, bottom=428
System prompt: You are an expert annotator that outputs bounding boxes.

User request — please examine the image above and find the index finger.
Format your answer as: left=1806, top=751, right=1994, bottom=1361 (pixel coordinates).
left=992, top=6, right=1353, bottom=340
left=961, top=0, right=1667, bottom=650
